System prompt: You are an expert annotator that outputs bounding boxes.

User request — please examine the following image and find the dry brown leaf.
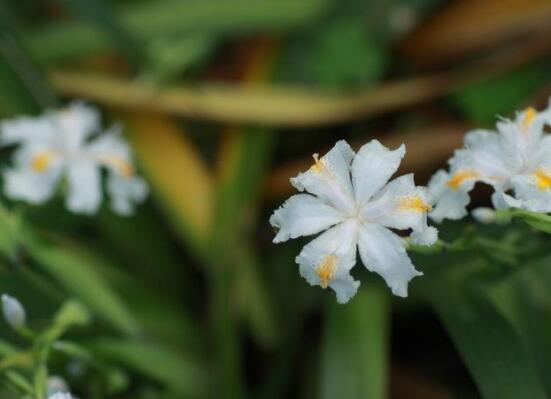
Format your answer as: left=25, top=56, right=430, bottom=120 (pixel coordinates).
left=401, top=0, right=551, bottom=67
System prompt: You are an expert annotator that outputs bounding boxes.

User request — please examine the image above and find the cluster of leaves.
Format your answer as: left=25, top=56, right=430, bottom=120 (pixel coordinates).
left=1, top=0, right=551, bottom=398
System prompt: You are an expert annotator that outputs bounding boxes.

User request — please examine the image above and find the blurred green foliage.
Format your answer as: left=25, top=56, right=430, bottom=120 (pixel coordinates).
left=0, top=0, right=551, bottom=398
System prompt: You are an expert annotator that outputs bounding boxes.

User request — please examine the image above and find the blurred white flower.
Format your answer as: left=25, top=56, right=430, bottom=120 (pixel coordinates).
left=1, top=102, right=148, bottom=215
left=48, top=393, right=72, bottom=399
left=270, top=140, right=436, bottom=303
left=47, top=376, right=70, bottom=397
left=1, top=294, right=26, bottom=330
left=429, top=103, right=551, bottom=221
left=471, top=207, right=497, bottom=224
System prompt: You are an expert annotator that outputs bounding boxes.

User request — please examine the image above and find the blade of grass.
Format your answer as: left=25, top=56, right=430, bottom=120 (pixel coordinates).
left=25, top=235, right=141, bottom=337
left=319, top=287, right=389, bottom=399
left=0, top=3, right=56, bottom=115
left=90, top=339, right=208, bottom=397
left=488, top=255, right=551, bottom=396
left=419, top=276, right=547, bottom=399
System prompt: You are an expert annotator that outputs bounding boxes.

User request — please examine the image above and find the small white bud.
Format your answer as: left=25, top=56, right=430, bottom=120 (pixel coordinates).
left=47, top=376, right=69, bottom=397
left=1, top=294, right=26, bottom=330
left=48, top=393, right=72, bottom=399
left=471, top=207, right=497, bottom=224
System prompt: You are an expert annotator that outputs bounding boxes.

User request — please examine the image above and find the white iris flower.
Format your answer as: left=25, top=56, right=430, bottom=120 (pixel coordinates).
left=1, top=102, right=148, bottom=215
left=270, top=140, right=436, bottom=303
left=429, top=103, right=551, bottom=222
left=48, top=393, right=72, bottom=399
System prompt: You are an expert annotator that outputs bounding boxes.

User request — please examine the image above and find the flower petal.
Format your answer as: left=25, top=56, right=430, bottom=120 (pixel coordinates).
left=291, top=140, right=356, bottom=214
left=270, top=194, right=345, bottom=243
left=504, top=170, right=551, bottom=213
left=358, top=224, right=421, bottom=297
left=296, top=220, right=360, bottom=304
left=351, top=140, right=405, bottom=205
left=107, top=173, right=148, bottom=216
left=0, top=115, right=56, bottom=146
left=4, top=164, right=63, bottom=204
left=452, top=129, right=515, bottom=183
left=428, top=169, right=475, bottom=223
left=65, top=161, right=102, bottom=215
left=55, top=102, right=100, bottom=150
left=491, top=190, right=522, bottom=210
left=410, top=226, right=438, bottom=246
left=361, top=174, right=432, bottom=234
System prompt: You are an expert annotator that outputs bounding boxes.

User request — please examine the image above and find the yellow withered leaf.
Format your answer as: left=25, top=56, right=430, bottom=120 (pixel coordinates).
left=122, top=112, right=213, bottom=254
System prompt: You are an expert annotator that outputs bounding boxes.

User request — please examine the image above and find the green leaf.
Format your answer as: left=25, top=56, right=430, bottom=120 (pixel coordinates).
left=451, top=61, right=551, bottom=125
left=59, top=0, right=146, bottom=65
left=488, top=255, right=551, bottom=396
left=0, top=3, right=55, bottom=115
left=511, top=209, right=551, bottom=234
left=3, top=370, right=34, bottom=395
left=26, top=237, right=140, bottom=336
left=41, top=300, right=91, bottom=343
left=420, top=276, right=547, bottom=399
left=319, top=287, right=389, bottom=399
left=283, top=17, right=386, bottom=88
left=90, top=339, right=208, bottom=397
left=145, top=34, right=214, bottom=81
left=24, top=0, right=334, bottom=64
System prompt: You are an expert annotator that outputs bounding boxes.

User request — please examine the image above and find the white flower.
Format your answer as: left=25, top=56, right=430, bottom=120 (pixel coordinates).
left=48, top=393, right=72, bottom=399
left=47, top=376, right=69, bottom=397
left=429, top=103, right=551, bottom=221
left=1, top=102, right=148, bottom=216
left=471, top=207, right=497, bottom=224
left=1, top=294, right=26, bottom=330
left=270, top=140, right=436, bottom=303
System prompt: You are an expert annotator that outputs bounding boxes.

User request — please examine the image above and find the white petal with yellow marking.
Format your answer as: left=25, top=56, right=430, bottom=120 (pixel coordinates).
left=296, top=220, right=360, bottom=304
left=291, top=140, right=356, bottom=214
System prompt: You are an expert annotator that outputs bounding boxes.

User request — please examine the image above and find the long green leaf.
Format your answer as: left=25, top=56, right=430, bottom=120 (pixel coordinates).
left=319, top=287, right=389, bottom=399
left=90, top=339, right=208, bottom=397
left=25, top=237, right=140, bottom=336
left=488, top=255, right=551, bottom=396
left=0, top=3, right=55, bottom=115
left=421, top=276, right=547, bottom=399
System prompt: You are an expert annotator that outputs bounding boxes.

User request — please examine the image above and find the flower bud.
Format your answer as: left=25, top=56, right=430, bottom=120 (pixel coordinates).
left=48, top=393, right=72, bottom=399
left=47, top=376, right=69, bottom=397
left=471, top=207, right=497, bottom=224
left=1, top=294, right=26, bottom=330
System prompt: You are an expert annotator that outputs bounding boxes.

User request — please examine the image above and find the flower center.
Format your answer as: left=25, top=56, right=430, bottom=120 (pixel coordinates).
left=521, top=107, right=536, bottom=132
left=316, top=255, right=337, bottom=289
left=397, top=195, right=432, bottom=212
left=31, top=151, right=56, bottom=172
left=534, top=169, right=551, bottom=190
left=447, top=170, right=479, bottom=189
left=309, top=153, right=324, bottom=173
